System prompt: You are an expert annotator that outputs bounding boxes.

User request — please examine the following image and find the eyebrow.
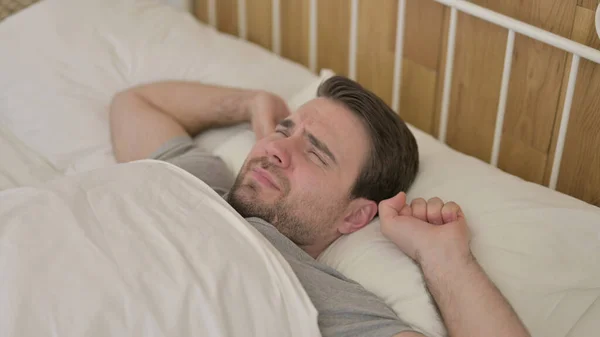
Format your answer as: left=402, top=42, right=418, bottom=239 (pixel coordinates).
left=278, top=119, right=338, bottom=165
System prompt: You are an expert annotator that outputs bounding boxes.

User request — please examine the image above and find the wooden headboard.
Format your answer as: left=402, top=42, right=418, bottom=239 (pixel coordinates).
left=194, top=0, right=600, bottom=207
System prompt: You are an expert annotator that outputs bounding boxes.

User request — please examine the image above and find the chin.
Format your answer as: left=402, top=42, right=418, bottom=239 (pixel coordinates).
left=228, top=182, right=266, bottom=212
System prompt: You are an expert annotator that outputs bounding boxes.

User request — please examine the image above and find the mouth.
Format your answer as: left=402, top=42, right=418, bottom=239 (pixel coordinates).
left=251, top=167, right=280, bottom=190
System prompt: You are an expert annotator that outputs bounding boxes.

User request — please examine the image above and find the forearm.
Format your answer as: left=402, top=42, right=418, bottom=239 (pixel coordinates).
left=420, top=253, right=530, bottom=337
left=126, top=81, right=257, bottom=135
left=109, top=81, right=258, bottom=162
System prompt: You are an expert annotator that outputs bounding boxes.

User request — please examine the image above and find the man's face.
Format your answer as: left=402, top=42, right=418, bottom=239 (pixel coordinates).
left=227, top=97, right=370, bottom=248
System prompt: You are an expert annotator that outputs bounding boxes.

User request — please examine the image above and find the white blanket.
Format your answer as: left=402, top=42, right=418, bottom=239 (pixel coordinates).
left=0, top=123, right=60, bottom=190
left=0, top=161, right=320, bottom=337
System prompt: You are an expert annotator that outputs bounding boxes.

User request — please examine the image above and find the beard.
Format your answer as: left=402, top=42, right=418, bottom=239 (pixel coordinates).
left=227, top=157, right=345, bottom=246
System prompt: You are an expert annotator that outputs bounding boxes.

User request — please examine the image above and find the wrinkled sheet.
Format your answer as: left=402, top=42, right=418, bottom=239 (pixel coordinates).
left=0, top=123, right=60, bottom=190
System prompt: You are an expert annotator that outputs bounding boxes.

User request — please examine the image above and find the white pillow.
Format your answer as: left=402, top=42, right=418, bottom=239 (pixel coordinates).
left=0, top=0, right=316, bottom=173
left=287, top=69, right=336, bottom=111
left=204, top=73, right=600, bottom=337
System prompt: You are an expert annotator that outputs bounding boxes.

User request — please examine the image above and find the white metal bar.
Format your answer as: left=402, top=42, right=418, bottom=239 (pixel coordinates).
left=391, top=0, right=407, bottom=113
left=438, top=6, right=458, bottom=143
left=490, top=29, right=516, bottom=167
left=348, top=0, right=359, bottom=80
left=434, top=0, right=600, bottom=64
left=272, top=0, right=281, bottom=55
left=596, top=4, right=600, bottom=40
left=237, top=0, right=247, bottom=39
left=309, top=0, right=318, bottom=72
left=208, top=0, right=217, bottom=28
left=549, top=55, right=580, bottom=190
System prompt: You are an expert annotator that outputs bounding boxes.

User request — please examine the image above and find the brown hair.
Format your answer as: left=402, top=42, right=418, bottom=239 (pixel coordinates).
left=317, top=75, right=419, bottom=203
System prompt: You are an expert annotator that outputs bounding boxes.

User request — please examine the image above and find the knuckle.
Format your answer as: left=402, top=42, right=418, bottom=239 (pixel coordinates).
left=441, top=206, right=454, bottom=215
left=411, top=198, right=426, bottom=206
left=445, top=201, right=460, bottom=211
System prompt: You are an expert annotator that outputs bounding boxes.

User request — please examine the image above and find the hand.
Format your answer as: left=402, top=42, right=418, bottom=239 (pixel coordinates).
left=248, top=91, right=290, bottom=140
left=378, top=192, right=471, bottom=265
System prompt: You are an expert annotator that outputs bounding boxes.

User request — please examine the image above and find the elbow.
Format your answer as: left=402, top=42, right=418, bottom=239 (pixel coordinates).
left=109, top=89, right=138, bottom=163
left=109, top=89, right=136, bottom=122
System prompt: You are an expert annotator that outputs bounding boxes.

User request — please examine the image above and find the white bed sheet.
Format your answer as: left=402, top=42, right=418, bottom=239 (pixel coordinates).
left=0, top=160, right=320, bottom=337
left=0, top=123, right=60, bottom=190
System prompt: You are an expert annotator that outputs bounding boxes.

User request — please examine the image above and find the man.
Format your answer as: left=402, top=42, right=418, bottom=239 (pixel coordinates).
left=110, top=76, right=530, bottom=337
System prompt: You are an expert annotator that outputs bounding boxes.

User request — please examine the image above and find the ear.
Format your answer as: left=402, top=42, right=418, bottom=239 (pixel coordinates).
left=338, top=198, right=378, bottom=235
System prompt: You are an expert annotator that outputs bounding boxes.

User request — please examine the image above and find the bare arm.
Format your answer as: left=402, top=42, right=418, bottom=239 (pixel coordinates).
left=109, top=81, right=289, bottom=162
left=418, top=252, right=527, bottom=337
left=381, top=194, right=530, bottom=337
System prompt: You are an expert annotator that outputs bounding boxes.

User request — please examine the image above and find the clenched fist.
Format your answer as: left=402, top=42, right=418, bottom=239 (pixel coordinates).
left=249, top=91, right=291, bottom=140
left=378, top=192, right=472, bottom=266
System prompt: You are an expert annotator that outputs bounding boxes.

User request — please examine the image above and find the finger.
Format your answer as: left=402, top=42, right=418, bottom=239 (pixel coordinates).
left=426, top=197, right=444, bottom=225
left=378, top=192, right=407, bottom=221
left=399, top=204, right=412, bottom=217
left=252, top=123, right=263, bottom=140
left=263, top=120, right=276, bottom=137
left=441, top=201, right=461, bottom=224
left=253, top=120, right=275, bottom=140
left=410, top=198, right=427, bottom=222
left=279, top=104, right=292, bottom=118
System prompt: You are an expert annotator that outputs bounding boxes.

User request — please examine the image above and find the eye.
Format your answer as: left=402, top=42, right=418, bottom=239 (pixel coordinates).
left=309, top=151, right=327, bottom=166
left=276, top=129, right=289, bottom=137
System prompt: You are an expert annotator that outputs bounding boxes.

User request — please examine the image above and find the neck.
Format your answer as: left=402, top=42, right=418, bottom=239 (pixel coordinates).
left=300, top=245, right=324, bottom=259
left=300, top=235, right=338, bottom=259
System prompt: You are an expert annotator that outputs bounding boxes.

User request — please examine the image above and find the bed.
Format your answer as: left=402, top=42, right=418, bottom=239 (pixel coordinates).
left=0, top=0, right=599, bottom=336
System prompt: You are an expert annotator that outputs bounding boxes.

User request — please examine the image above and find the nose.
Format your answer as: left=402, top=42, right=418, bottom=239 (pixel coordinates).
left=265, top=138, right=293, bottom=168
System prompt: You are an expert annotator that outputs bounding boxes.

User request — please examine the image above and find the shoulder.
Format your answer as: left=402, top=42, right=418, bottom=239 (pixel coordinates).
left=149, top=135, right=234, bottom=196
left=273, top=247, right=417, bottom=337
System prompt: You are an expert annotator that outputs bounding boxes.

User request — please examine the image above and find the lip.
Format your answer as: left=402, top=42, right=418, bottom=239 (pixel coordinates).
left=251, top=167, right=280, bottom=190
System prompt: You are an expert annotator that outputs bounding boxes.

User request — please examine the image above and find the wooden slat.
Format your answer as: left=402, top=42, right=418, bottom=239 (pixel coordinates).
left=494, top=0, right=576, bottom=183
left=194, top=0, right=208, bottom=23
left=400, top=0, right=446, bottom=133
left=577, top=0, right=600, bottom=10
left=247, top=0, right=272, bottom=50
left=317, top=0, right=350, bottom=76
left=356, top=0, right=397, bottom=106
left=216, top=0, right=238, bottom=36
left=545, top=6, right=600, bottom=206
left=499, top=37, right=569, bottom=156
left=399, top=59, right=438, bottom=134
left=443, top=12, right=507, bottom=163
left=281, top=0, right=310, bottom=67
left=497, top=135, right=549, bottom=182
left=403, top=0, right=445, bottom=70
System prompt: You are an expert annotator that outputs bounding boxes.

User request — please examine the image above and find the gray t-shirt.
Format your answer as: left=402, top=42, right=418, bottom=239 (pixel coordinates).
left=150, top=136, right=416, bottom=337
